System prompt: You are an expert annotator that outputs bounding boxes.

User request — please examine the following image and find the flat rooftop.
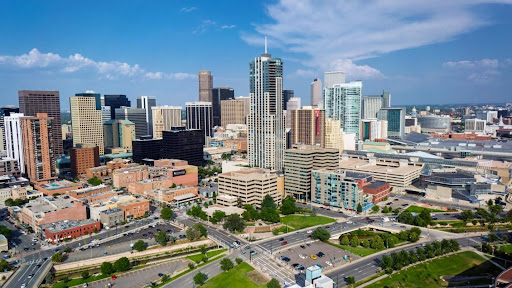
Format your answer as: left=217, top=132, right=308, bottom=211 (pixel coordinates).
left=42, top=218, right=97, bottom=234
left=173, top=193, right=199, bottom=201
left=37, top=179, right=81, bottom=190
left=365, top=181, right=389, bottom=189
left=339, top=158, right=423, bottom=175
left=220, top=168, right=276, bottom=181
left=24, top=196, right=77, bottom=214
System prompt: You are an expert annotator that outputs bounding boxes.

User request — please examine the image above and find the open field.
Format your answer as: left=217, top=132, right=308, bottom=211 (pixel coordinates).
left=280, top=215, right=335, bottom=230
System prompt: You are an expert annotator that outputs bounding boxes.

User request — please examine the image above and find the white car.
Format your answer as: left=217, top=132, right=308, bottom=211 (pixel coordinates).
left=299, top=254, right=306, bottom=259
left=325, top=261, right=333, bottom=266
left=306, top=230, right=313, bottom=234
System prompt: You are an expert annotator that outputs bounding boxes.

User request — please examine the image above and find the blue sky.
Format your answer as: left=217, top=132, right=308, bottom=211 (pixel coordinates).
left=1, top=0, right=511, bottom=110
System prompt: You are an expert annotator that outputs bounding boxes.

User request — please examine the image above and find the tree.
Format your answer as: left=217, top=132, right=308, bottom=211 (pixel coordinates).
left=45, top=273, right=55, bottom=284
left=235, top=258, right=243, bottom=265
left=350, top=236, right=360, bottom=247
left=372, top=205, right=380, bottom=213
left=502, top=234, right=509, bottom=243
left=81, top=271, right=89, bottom=280
left=3, top=198, right=14, bottom=207
left=346, top=276, right=355, bottom=285
left=101, top=262, right=115, bottom=275
left=194, top=223, right=208, bottom=238
left=357, top=203, right=363, bottom=213
left=260, top=207, right=280, bottom=223
left=223, top=213, right=246, bottom=232
left=487, top=199, right=494, bottom=206
left=51, top=252, right=63, bottom=263
left=155, top=231, right=170, bottom=246
left=200, top=245, right=208, bottom=255
left=310, top=207, right=317, bottom=217
left=187, top=205, right=208, bottom=221
left=280, top=196, right=297, bottom=215
left=114, top=257, right=130, bottom=272
left=380, top=255, right=393, bottom=269
left=341, top=235, right=350, bottom=246
left=132, top=240, right=148, bottom=251
left=261, top=194, right=277, bottom=210
left=93, top=227, right=98, bottom=233
left=188, top=263, right=195, bottom=270
left=242, top=205, right=260, bottom=221
left=398, top=211, right=414, bottom=225
left=0, top=226, right=11, bottom=238
left=193, top=272, right=207, bottom=285
left=382, top=206, right=389, bottom=213
left=409, top=232, right=419, bottom=242
left=87, top=177, right=102, bottom=186
left=489, top=205, right=504, bottom=215
left=220, top=258, right=234, bottom=271
left=160, top=207, right=174, bottom=220
left=370, top=236, right=385, bottom=250
left=267, top=278, right=281, bottom=288
left=0, top=260, right=9, bottom=271
left=461, top=210, right=473, bottom=222
left=312, top=228, right=331, bottom=242
left=361, top=239, right=370, bottom=248
left=201, top=255, right=208, bottom=263
left=211, top=210, right=226, bottom=224
left=450, top=239, right=460, bottom=251
left=489, top=233, right=499, bottom=242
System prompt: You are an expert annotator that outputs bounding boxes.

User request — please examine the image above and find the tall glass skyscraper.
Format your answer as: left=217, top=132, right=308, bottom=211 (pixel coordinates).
left=324, top=80, right=362, bottom=139
left=248, top=49, right=285, bottom=171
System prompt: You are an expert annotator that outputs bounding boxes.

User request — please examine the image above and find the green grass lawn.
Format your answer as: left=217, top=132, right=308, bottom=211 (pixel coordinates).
left=187, top=249, right=227, bottom=263
left=52, top=274, right=109, bottom=288
left=405, top=205, right=444, bottom=213
left=202, top=262, right=267, bottom=288
left=280, top=215, right=335, bottom=230
left=498, top=244, right=512, bottom=253
left=366, top=251, right=502, bottom=288
left=328, top=242, right=381, bottom=257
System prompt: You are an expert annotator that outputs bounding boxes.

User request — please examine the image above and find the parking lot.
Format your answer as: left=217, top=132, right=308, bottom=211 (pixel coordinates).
left=275, top=241, right=360, bottom=273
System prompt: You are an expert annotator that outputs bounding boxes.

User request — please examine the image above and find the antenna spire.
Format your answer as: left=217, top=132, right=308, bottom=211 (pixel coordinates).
left=264, top=36, right=268, bottom=53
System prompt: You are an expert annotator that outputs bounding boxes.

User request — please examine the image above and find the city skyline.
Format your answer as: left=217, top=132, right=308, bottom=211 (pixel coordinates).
left=0, top=1, right=511, bottom=109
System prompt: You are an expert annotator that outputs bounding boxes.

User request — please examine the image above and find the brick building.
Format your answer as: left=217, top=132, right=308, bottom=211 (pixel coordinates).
left=362, top=181, right=390, bottom=204
left=127, top=178, right=174, bottom=194
left=70, top=144, right=100, bottom=177
left=67, top=184, right=111, bottom=200
left=112, top=165, right=149, bottom=188
left=34, top=179, right=83, bottom=196
left=42, top=219, right=100, bottom=244
left=118, top=198, right=150, bottom=221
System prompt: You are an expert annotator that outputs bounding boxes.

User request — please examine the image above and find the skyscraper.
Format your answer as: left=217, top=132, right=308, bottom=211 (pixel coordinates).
left=115, top=107, right=148, bottom=139
left=0, top=107, right=19, bottom=151
left=290, top=107, right=325, bottom=147
left=310, top=78, right=322, bottom=107
left=324, top=79, right=362, bottom=139
left=247, top=47, right=285, bottom=171
left=324, top=71, right=345, bottom=89
left=21, top=113, right=56, bottom=183
left=285, top=97, right=301, bottom=129
left=104, top=119, right=136, bottom=151
left=283, top=89, right=294, bottom=110
left=198, top=71, right=213, bottom=102
left=70, top=92, right=105, bottom=155
left=212, top=87, right=235, bottom=127
left=104, top=94, right=130, bottom=119
left=18, top=90, right=63, bottom=156
left=162, top=127, right=204, bottom=166
left=137, top=96, right=156, bottom=137
left=362, top=90, right=391, bottom=119
left=5, top=113, right=25, bottom=173
left=324, top=118, right=344, bottom=153
left=151, top=106, right=183, bottom=138
left=221, top=99, right=247, bottom=126
left=377, top=107, right=406, bottom=138
left=186, top=102, right=213, bottom=144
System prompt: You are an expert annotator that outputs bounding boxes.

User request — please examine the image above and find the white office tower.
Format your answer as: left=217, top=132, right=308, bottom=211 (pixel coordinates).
left=248, top=46, right=285, bottom=172
left=186, top=102, right=213, bottom=144
left=362, top=96, right=383, bottom=119
left=152, top=106, right=183, bottom=138
left=324, top=77, right=362, bottom=139
left=285, top=97, right=301, bottom=129
left=4, top=113, right=24, bottom=173
left=465, top=118, right=486, bottom=134
left=137, top=96, right=157, bottom=137
left=324, top=71, right=345, bottom=89
left=310, top=78, right=322, bottom=107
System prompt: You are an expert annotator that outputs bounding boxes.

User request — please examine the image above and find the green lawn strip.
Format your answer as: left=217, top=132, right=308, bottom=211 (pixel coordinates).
left=187, top=249, right=228, bottom=263
left=498, top=244, right=512, bottom=253
left=202, top=262, right=267, bottom=288
left=52, top=274, right=109, bottom=288
left=156, top=253, right=227, bottom=287
left=366, top=251, right=500, bottom=288
left=353, top=271, right=385, bottom=287
left=405, top=205, right=444, bottom=213
left=327, top=242, right=381, bottom=257
left=280, top=215, right=335, bottom=230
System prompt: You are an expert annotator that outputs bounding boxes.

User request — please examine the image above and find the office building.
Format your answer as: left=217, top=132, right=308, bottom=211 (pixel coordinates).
left=112, top=165, right=149, bottom=188
left=70, top=144, right=100, bottom=177
left=43, top=219, right=100, bottom=245
left=323, top=71, right=345, bottom=89
left=186, top=102, right=213, bottom=143
left=137, top=96, right=156, bottom=137
left=104, top=94, right=130, bottom=119
left=283, top=89, right=294, bottom=110
left=199, top=70, right=213, bottom=102
left=237, top=96, right=251, bottom=119
left=324, top=80, right=362, bottom=139
left=362, top=96, right=383, bottom=119
left=18, top=90, right=63, bottom=156
left=20, top=113, right=56, bottom=183
left=115, top=107, right=148, bottom=139
left=70, top=92, right=104, bottom=155
left=476, top=110, right=498, bottom=123
left=104, top=119, right=136, bottom=151
left=101, top=106, right=111, bottom=123
left=465, top=118, right=486, bottom=134
left=377, top=107, right=406, bottom=139
left=324, top=118, right=344, bottom=154
left=161, top=127, right=203, bottom=166
left=285, top=97, right=301, bottom=129
left=0, top=156, right=20, bottom=177
left=417, top=115, right=452, bottom=133
left=132, top=138, right=162, bottom=163
left=221, top=99, right=247, bottom=126
left=360, top=119, right=388, bottom=141
left=218, top=168, right=282, bottom=208
left=310, top=78, right=322, bottom=107
left=284, top=145, right=339, bottom=201
left=248, top=49, right=286, bottom=171
left=151, top=106, right=182, bottom=138
left=118, top=198, right=150, bottom=221
left=290, top=107, right=325, bottom=147
left=212, top=87, right=235, bottom=127
left=0, top=107, right=19, bottom=151
left=4, top=113, right=25, bottom=173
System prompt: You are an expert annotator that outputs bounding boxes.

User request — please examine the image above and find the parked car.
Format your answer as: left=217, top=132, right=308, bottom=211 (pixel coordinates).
left=325, top=261, right=333, bottom=266
left=300, top=245, right=306, bottom=249
left=279, top=238, right=284, bottom=241
left=111, top=275, right=117, bottom=280
left=281, top=241, right=288, bottom=246
left=310, top=255, right=317, bottom=260
left=317, top=252, right=325, bottom=258
left=306, top=230, right=313, bottom=234
left=299, top=254, right=306, bottom=259
left=250, top=250, right=256, bottom=255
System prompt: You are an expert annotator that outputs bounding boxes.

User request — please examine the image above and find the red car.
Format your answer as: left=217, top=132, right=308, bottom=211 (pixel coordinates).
left=307, top=235, right=312, bottom=238
left=281, top=241, right=288, bottom=245
left=111, top=275, right=117, bottom=280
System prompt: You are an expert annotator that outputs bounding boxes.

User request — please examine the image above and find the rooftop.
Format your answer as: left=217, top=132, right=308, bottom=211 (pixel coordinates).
left=42, top=218, right=98, bottom=234
left=339, top=158, right=423, bottom=175
left=24, top=196, right=78, bottom=214
left=37, top=179, right=81, bottom=191
left=365, top=181, right=389, bottom=189
left=219, top=168, right=277, bottom=181
left=173, top=193, right=199, bottom=201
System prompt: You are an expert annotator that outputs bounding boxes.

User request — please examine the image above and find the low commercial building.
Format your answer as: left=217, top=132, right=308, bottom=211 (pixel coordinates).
left=34, top=179, right=83, bottom=196
left=128, top=178, right=174, bottom=194
left=0, top=186, right=31, bottom=202
left=118, top=198, right=150, bottom=221
left=67, top=184, right=111, bottom=200
left=99, top=208, right=124, bottom=227
left=89, top=195, right=137, bottom=220
left=0, top=175, right=29, bottom=189
left=79, top=190, right=119, bottom=204
left=112, top=165, right=149, bottom=188
left=0, top=235, right=8, bottom=252
left=216, top=194, right=238, bottom=207
left=42, top=219, right=100, bottom=244
left=217, top=168, right=282, bottom=208
left=143, top=186, right=199, bottom=205
left=362, top=181, right=390, bottom=204
left=0, top=157, right=21, bottom=177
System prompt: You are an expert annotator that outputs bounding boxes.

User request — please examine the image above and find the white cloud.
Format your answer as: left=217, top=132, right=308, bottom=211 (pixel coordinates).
left=180, top=7, right=197, bottom=13
left=221, top=25, right=236, bottom=29
left=0, top=48, right=195, bottom=80
left=443, top=58, right=510, bottom=83
left=244, top=0, right=512, bottom=79
left=443, top=59, right=499, bottom=69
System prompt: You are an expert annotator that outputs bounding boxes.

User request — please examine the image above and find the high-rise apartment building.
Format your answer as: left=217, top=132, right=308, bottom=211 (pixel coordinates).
left=161, top=127, right=203, bottom=166
left=377, top=107, right=406, bottom=139
left=151, top=106, right=182, bottom=138
left=285, top=97, right=301, bottom=129
left=0, top=107, right=19, bottom=151
left=283, top=89, right=294, bottom=110
left=70, top=144, right=100, bottom=177
left=186, top=102, right=213, bottom=144
left=18, top=90, right=63, bottom=156
left=4, top=113, right=24, bottom=173
left=476, top=110, right=498, bottom=124
left=212, top=87, right=234, bottom=127
left=115, top=107, right=148, bottom=139
left=21, top=113, right=56, bottom=183
left=221, top=99, right=247, bottom=127
left=290, top=107, right=325, bottom=147
left=104, top=119, right=136, bottom=151
left=104, top=95, right=130, bottom=119
left=237, top=96, right=251, bottom=119
left=284, top=145, right=339, bottom=201
left=137, top=96, right=156, bottom=137
left=198, top=71, right=213, bottom=102
left=248, top=49, right=285, bottom=171
left=362, top=91, right=392, bottom=119
left=310, top=78, right=322, bottom=107
left=360, top=119, right=388, bottom=141
left=324, top=118, right=344, bottom=153
left=324, top=80, right=362, bottom=139
left=70, top=92, right=104, bottom=155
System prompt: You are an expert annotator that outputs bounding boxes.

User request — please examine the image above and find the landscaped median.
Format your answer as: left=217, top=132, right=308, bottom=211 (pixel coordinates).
left=280, top=214, right=336, bottom=230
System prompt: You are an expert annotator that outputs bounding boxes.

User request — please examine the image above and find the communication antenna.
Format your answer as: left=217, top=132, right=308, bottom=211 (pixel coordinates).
left=265, top=36, right=268, bottom=53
